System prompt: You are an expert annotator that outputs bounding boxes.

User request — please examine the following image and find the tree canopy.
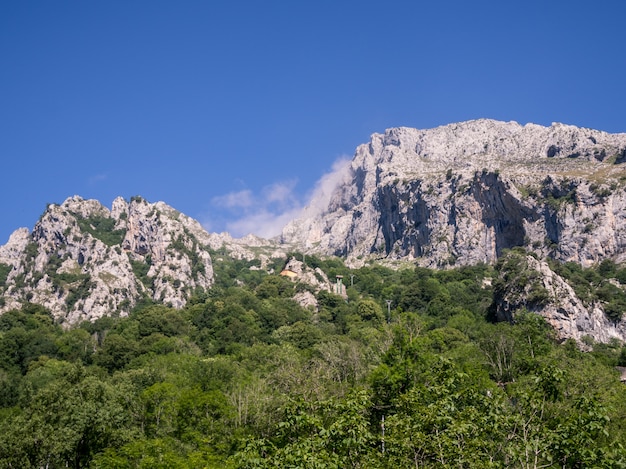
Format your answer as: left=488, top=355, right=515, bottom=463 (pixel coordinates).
left=1, top=254, right=626, bottom=467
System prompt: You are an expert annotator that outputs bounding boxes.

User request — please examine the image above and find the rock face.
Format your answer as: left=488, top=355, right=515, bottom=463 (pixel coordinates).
left=282, top=119, right=626, bottom=268
left=0, top=196, right=215, bottom=324
left=4, top=119, right=626, bottom=345
left=280, top=257, right=338, bottom=310
left=491, top=250, right=626, bottom=345
left=206, top=232, right=286, bottom=265
left=279, top=119, right=626, bottom=344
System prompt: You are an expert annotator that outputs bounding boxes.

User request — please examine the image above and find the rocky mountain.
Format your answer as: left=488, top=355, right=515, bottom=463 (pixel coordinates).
left=282, top=119, right=626, bottom=268
left=0, top=196, right=220, bottom=324
left=278, top=119, right=626, bottom=344
left=4, top=119, right=626, bottom=345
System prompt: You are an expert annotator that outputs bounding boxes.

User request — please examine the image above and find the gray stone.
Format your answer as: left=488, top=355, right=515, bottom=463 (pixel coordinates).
left=0, top=196, right=215, bottom=324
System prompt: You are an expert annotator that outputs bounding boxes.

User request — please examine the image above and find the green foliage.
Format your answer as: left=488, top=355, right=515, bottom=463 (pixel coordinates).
left=55, top=328, right=94, bottom=363
left=169, top=231, right=206, bottom=279
left=133, top=306, right=188, bottom=337
left=549, top=258, right=626, bottom=321
left=24, top=241, right=38, bottom=263
left=2, top=256, right=626, bottom=467
left=74, top=212, right=126, bottom=246
left=598, top=281, right=626, bottom=322
left=355, top=298, right=384, bottom=323
left=209, top=251, right=267, bottom=289
left=130, top=255, right=153, bottom=290
left=0, top=364, right=139, bottom=468
left=383, top=359, right=505, bottom=467
left=65, top=274, right=95, bottom=310
left=0, top=263, right=11, bottom=288
left=541, top=178, right=578, bottom=211
left=42, top=254, right=96, bottom=308
left=254, top=275, right=295, bottom=299
left=0, top=304, right=60, bottom=375
left=92, top=436, right=227, bottom=469
left=235, top=389, right=376, bottom=468
left=93, top=333, right=140, bottom=372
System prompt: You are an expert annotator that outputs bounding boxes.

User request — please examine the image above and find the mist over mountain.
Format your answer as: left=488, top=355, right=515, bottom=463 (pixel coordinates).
left=283, top=119, right=626, bottom=267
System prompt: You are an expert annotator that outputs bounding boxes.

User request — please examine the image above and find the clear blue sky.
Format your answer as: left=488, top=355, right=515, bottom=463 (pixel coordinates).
left=2, top=1, right=626, bottom=243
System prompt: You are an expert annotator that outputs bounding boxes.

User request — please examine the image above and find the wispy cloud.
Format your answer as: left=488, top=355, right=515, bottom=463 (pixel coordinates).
left=211, top=189, right=254, bottom=209
left=203, top=156, right=352, bottom=238
left=302, top=157, right=351, bottom=217
left=262, top=180, right=298, bottom=206
left=88, top=173, right=108, bottom=185
left=224, top=206, right=303, bottom=239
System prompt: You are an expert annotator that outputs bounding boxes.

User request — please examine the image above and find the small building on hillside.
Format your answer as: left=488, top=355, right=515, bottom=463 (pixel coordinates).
left=279, top=269, right=298, bottom=279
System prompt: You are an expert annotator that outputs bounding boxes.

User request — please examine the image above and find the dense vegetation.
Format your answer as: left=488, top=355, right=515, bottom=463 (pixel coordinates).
left=1, top=253, right=626, bottom=468
left=73, top=213, right=127, bottom=247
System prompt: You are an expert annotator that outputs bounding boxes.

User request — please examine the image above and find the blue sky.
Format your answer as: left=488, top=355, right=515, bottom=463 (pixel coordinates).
left=2, top=1, right=626, bottom=243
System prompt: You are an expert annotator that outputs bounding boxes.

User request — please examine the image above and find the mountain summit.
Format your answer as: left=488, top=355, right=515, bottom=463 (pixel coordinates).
left=282, top=119, right=626, bottom=267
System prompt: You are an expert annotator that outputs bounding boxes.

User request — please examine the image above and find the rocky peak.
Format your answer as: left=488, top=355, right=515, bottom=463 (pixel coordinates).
left=3, top=119, right=626, bottom=346
left=206, top=231, right=287, bottom=264
left=282, top=119, right=626, bottom=268
left=0, top=196, right=214, bottom=324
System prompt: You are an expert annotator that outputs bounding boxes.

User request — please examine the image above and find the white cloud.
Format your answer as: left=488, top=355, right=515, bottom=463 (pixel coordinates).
left=302, top=157, right=351, bottom=217
left=211, top=189, right=254, bottom=208
left=204, top=156, right=352, bottom=238
left=203, top=183, right=300, bottom=238
left=224, top=206, right=303, bottom=239
left=262, top=180, right=298, bottom=207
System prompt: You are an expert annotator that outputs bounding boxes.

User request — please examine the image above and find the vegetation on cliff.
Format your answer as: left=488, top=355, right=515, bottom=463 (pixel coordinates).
left=1, top=252, right=626, bottom=467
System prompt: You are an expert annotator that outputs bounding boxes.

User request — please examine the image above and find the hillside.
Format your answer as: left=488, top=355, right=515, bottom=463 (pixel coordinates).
left=1, top=252, right=626, bottom=467
left=2, top=119, right=626, bottom=345
left=3, top=120, right=626, bottom=467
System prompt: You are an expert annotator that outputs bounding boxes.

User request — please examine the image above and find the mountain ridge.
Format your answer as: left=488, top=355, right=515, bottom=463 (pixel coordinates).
left=282, top=118, right=626, bottom=267
left=3, top=119, right=626, bottom=345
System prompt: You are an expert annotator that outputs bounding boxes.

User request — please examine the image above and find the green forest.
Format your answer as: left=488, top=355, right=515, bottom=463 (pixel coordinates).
left=2, top=250, right=626, bottom=468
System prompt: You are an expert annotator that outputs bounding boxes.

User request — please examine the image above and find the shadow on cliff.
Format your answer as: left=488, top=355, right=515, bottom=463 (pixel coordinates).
left=374, top=171, right=541, bottom=264
left=471, top=172, right=541, bottom=257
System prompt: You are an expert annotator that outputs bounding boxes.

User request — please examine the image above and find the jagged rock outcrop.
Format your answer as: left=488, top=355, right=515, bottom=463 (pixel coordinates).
left=279, top=257, right=342, bottom=310
left=282, top=119, right=626, bottom=268
left=4, top=119, right=626, bottom=346
left=492, top=251, right=626, bottom=344
left=0, top=196, right=215, bottom=324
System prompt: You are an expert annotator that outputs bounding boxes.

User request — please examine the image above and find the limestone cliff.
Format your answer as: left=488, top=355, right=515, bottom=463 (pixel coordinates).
left=279, top=119, right=626, bottom=344
left=0, top=196, right=214, bottom=324
left=282, top=119, right=626, bottom=268
left=4, top=119, right=626, bottom=345
left=491, top=250, right=626, bottom=345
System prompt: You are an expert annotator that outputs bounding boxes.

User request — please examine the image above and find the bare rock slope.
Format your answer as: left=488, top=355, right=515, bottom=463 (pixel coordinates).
left=4, top=119, right=626, bottom=345
left=0, top=196, right=215, bottom=323
left=492, top=250, right=626, bottom=345
left=282, top=119, right=626, bottom=268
